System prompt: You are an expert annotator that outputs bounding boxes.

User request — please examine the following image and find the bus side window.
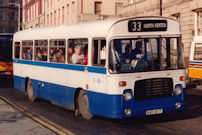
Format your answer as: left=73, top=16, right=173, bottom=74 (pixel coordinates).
left=68, top=39, right=88, bottom=65
left=93, top=39, right=106, bottom=66
left=22, top=40, right=33, bottom=60
left=14, top=42, right=20, bottom=59
left=35, top=40, right=48, bottom=61
left=49, top=39, right=66, bottom=63
left=194, top=43, right=202, bottom=60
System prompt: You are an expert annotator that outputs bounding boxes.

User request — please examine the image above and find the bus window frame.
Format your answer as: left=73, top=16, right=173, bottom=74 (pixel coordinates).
left=22, top=40, right=33, bottom=60
left=34, top=39, right=48, bottom=62
left=92, top=37, right=106, bottom=67
left=107, top=36, right=183, bottom=74
left=194, top=43, right=202, bottom=61
left=67, top=38, right=88, bottom=65
left=49, top=39, right=66, bottom=63
left=14, top=41, right=21, bottom=59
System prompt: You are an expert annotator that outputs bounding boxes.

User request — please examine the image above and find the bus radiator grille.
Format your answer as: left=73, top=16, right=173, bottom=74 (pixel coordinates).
left=134, top=78, right=173, bottom=100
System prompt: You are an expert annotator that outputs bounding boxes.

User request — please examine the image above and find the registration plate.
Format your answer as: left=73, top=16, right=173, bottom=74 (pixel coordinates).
left=146, top=109, right=163, bottom=115
left=0, top=72, right=11, bottom=75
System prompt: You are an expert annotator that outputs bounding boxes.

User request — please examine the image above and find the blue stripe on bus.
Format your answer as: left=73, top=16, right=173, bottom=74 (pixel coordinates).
left=13, top=59, right=107, bottom=74
left=189, top=61, right=202, bottom=64
left=14, top=75, right=185, bottom=118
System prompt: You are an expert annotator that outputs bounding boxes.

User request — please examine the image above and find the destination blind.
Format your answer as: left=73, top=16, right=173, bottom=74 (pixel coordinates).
left=128, top=20, right=167, bottom=32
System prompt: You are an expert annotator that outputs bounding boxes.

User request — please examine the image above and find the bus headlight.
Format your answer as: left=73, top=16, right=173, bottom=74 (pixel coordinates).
left=175, top=102, right=182, bottom=109
left=173, top=87, right=182, bottom=95
left=123, top=92, right=132, bottom=101
left=124, top=109, right=132, bottom=116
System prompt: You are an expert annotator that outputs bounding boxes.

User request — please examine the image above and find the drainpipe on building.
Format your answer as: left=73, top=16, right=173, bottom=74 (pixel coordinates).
left=160, top=0, right=162, bottom=16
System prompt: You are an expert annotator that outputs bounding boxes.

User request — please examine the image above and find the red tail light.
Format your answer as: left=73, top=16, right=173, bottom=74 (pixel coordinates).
left=180, top=76, right=185, bottom=81
left=119, top=81, right=126, bottom=87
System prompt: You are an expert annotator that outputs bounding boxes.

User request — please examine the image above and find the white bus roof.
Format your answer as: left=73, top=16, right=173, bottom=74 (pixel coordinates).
left=14, top=16, right=181, bottom=41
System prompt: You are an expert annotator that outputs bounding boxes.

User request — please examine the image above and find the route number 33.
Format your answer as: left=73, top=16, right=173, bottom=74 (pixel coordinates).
left=132, top=21, right=142, bottom=32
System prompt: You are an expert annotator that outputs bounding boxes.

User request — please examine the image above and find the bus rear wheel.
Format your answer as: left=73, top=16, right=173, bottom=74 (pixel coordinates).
left=27, top=79, right=35, bottom=102
left=78, top=90, right=93, bottom=120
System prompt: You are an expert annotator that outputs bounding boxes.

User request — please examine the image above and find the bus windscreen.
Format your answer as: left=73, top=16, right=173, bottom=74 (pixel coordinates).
left=0, top=42, right=12, bottom=62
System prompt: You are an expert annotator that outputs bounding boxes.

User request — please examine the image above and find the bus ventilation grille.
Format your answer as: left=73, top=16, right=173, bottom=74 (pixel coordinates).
left=134, top=78, right=173, bottom=100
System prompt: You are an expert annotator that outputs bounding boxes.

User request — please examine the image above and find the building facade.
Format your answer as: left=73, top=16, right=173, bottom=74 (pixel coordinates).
left=0, top=0, right=21, bottom=33
left=120, top=0, right=202, bottom=65
left=22, top=0, right=123, bottom=29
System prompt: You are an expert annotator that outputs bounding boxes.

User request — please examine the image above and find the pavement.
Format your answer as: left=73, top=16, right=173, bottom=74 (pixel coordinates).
left=0, top=98, right=56, bottom=135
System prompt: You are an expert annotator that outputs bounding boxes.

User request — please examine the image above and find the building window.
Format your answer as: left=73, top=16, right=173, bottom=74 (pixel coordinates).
left=94, top=2, right=102, bottom=14
left=0, top=0, right=5, bottom=6
left=29, top=8, right=31, bottom=21
left=47, top=14, right=49, bottom=26
left=9, top=27, right=16, bottom=33
left=62, top=7, right=64, bottom=24
left=58, top=8, right=60, bottom=25
left=67, top=4, right=69, bottom=15
left=72, top=2, right=75, bottom=13
left=0, top=26, right=5, bottom=33
left=47, top=0, right=49, bottom=9
left=10, top=0, right=15, bottom=3
left=50, top=13, right=53, bottom=26
left=38, top=0, right=42, bottom=15
left=0, top=10, right=5, bottom=20
left=115, top=3, right=123, bottom=16
left=66, top=4, right=69, bottom=23
left=9, top=0, right=15, bottom=3
left=54, top=11, right=56, bottom=26
left=198, top=11, right=202, bottom=35
left=10, top=11, right=16, bottom=21
left=130, top=0, right=134, bottom=4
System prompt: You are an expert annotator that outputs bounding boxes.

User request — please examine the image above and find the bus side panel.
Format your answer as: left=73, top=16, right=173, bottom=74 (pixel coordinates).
left=188, top=68, right=202, bottom=79
left=189, top=60, right=202, bottom=79
left=86, top=90, right=123, bottom=118
left=31, top=79, right=75, bottom=109
left=14, top=75, right=26, bottom=92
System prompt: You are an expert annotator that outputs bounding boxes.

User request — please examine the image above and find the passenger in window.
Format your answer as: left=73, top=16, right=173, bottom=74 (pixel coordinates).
left=50, top=48, right=55, bottom=62
left=27, top=48, right=33, bottom=60
left=83, top=45, right=88, bottom=65
left=68, top=47, right=73, bottom=63
left=53, top=49, right=65, bottom=63
left=36, top=51, right=42, bottom=61
left=22, top=52, right=26, bottom=59
left=42, top=51, right=47, bottom=61
left=72, top=45, right=84, bottom=64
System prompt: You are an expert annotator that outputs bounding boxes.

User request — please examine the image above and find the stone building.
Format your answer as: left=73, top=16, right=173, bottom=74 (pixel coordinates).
left=0, top=0, right=21, bottom=33
left=22, top=0, right=123, bottom=29
left=120, top=0, right=202, bottom=65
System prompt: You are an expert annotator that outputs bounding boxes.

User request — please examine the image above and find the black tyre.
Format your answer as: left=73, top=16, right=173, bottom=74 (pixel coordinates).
left=78, top=90, right=93, bottom=120
left=27, top=79, right=35, bottom=102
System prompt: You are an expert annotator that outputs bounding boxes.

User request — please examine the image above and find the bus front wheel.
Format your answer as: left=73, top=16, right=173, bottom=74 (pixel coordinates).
left=27, top=79, right=35, bottom=102
left=78, top=90, right=93, bottom=120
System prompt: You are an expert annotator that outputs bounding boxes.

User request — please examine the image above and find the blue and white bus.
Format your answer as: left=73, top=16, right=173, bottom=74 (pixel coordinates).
left=13, top=16, right=186, bottom=119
